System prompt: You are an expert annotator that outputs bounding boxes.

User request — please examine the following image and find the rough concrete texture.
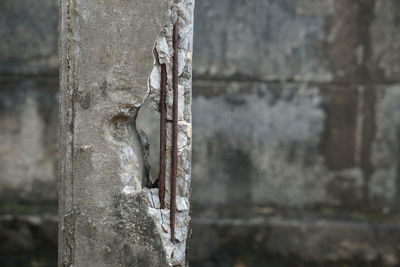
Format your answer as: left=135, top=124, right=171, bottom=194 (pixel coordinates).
left=194, top=0, right=335, bottom=82
left=0, top=0, right=58, bottom=74
left=189, top=0, right=400, bottom=266
left=145, top=0, right=194, bottom=264
left=190, top=217, right=400, bottom=267
left=193, top=82, right=327, bottom=208
left=59, top=0, right=193, bottom=266
left=2, top=0, right=400, bottom=266
left=0, top=215, right=58, bottom=266
left=371, top=0, right=400, bottom=81
left=191, top=0, right=400, bottom=213
left=369, top=85, right=400, bottom=206
left=0, top=77, right=58, bottom=204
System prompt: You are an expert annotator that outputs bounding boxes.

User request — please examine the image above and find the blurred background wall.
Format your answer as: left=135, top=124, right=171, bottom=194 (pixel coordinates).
left=1, top=0, right=400, bottom=266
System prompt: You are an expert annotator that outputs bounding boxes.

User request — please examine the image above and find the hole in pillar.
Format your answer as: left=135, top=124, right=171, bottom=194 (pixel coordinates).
left=137, top=98, right=161, bottom=188
left=107, top=108, right=148, bottom=190
left=108, top=113, right=136, bottom=144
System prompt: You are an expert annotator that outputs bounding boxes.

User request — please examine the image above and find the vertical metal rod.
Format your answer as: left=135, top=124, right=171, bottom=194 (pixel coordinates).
left=170, top=21, right=179, bottom=242
left=159, top=63, right=167, bottom=209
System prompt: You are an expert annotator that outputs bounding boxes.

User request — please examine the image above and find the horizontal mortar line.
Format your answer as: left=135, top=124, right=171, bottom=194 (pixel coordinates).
left=2, top=214, right=400, bottom=231
left=0, top=73, right=59, bottom=80
left=0, top=74, right=398, bottom=86
left=0, top=214, right=58, bottom=223
left=193, top=77, right=400, bottom=86
left=193, top=76, right=333, bottom=84
left=191, top=217, right=400, bottom=230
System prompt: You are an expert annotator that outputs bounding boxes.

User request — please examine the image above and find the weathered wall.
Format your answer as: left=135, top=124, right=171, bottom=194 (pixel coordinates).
left=1, top=0, right=400, bottom=266
left=0, top=0, right=59, bottom=266
left=190, top=0, right=400, bottom=266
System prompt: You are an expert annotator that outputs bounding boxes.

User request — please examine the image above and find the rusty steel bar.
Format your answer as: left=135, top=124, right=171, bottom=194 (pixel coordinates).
left=170, top=21, right=179, bottom=242
left=158, top=63, right=167, bottom=209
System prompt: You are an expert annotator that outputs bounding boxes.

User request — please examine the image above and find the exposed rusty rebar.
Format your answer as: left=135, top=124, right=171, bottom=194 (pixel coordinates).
left=170, top=21, right=179, bottom=242
left=158, top=63, right=167, bottom=209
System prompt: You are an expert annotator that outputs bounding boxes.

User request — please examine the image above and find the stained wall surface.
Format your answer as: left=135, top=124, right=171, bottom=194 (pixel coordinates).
left=1, top=0, right=400, bottom=266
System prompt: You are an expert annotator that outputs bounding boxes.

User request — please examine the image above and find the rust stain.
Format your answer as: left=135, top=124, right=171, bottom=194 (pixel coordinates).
left=170, top=21, right=179, bottom=242
left=159, top=63, right=167, bottom=209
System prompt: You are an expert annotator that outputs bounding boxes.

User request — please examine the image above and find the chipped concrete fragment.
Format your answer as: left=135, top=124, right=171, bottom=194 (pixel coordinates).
left=146, top=1, right=194, bottom=264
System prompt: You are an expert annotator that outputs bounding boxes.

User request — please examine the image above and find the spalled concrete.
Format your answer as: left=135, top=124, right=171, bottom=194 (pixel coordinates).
left=59, top=0, right=194, bottom=266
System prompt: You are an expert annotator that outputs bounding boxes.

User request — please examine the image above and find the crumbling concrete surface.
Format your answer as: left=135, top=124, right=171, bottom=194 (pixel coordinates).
left=59, top=0, right=194, bottom=266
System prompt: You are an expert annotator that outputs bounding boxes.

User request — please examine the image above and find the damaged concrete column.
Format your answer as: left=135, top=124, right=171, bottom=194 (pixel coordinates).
left=59, top=0, right=194, bottom=266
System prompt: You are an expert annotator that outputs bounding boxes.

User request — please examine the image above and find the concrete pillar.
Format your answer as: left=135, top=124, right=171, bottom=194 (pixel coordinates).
left=59, top=0, right=194, bottom=266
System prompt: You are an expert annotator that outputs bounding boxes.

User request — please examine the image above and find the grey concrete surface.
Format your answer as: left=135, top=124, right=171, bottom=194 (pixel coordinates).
left=1, top=0, right=400, bottom=266
left=58, top=0, right=193, bottom=266
left=0, top=77, right=58, bottom=204
left=0, top=0, right=58, bottom=74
